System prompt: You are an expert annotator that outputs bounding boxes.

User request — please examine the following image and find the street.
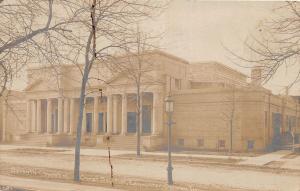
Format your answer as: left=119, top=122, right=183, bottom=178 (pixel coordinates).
left=0, top=145, right=299, bottom=191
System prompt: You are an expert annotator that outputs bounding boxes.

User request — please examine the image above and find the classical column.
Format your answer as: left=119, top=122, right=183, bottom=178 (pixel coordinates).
left=112, top=95, right=119, bottom=134
left=106, top=94, right=113, bottom=134
left=47, top=99, right=52, bottom=134
left=64, top=98, right=70, bottom=133
left=36, top=99, right=42, bottom=133
left=121, top=93, right=127, bottom=135
left=152, top=92, right=163, bottom=135
left=57, top=98, right=63, bottom=134
left=31, top=100, right=37, bottom=132
left=69, top=98, right=76, bottom=134
left=26, top=100, right=31, bottom=133
left=93, top=97, right=99, bottom=135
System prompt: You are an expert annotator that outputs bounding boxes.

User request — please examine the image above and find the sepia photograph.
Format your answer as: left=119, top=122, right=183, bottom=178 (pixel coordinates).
left=0, top=0, right=299, bottom=190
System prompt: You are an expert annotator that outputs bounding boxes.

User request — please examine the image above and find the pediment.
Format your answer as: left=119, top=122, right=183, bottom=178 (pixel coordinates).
left=107, top=72, right=132, bottom=85
left=25, top=78, right=58, bottom=92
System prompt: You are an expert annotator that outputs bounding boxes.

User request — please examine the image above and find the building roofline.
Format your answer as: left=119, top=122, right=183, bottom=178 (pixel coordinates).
left=150, top=50, right=189, bottom=64
left=27, top=51, right=248, bottom=80
left=190, top=61, right=247, bottom=78
left=108, top=49, right=189, bottom=65
left=27, top=50, right=190, bottom=71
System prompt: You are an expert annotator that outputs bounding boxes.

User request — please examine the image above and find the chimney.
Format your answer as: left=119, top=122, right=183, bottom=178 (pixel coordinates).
left=251, top=67, right=262, bottom=86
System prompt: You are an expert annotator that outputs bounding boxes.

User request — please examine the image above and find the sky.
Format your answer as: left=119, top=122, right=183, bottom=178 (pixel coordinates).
left=13, top=0, right=300, bottom=95
left=155, top=0, right=300, bottom=95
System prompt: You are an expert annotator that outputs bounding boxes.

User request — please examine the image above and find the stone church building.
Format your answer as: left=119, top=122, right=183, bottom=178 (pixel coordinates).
left=0, top=51, right=299, bottom=152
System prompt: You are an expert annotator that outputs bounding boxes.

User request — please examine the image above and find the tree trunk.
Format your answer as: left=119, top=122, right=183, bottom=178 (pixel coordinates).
left=136, top=85, right=141, bottom=156
left=74, top=0, right=96, bottom=181
left=74, top=69, right=89, bottom=181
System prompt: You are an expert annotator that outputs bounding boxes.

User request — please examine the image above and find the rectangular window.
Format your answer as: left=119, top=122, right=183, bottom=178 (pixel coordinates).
left=175, top=79, right=181, bottom=89
left=127, top=112, right=136, bottom=133
left=86, top=113, right=93, bottom=133
left=177, top=139, right=184, bottom=146
left=197, top=139, right=204, bottom=147
left=218, top=140, right=225, bottom=148
left=247, top=140, right=255, bottom=150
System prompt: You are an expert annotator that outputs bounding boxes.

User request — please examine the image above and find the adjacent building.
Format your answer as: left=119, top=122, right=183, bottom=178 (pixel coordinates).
left=1, top=51, right=299, bottom=152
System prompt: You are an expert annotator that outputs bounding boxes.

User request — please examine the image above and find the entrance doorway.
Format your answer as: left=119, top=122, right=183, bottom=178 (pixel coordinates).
left=52, top=109, right=58, bottom=133
left=272, top=113, right=281, bottom=148
left=127, top=112, right=136, bottom=133
left=142, top=105, right=151, bottom=133
left=98, top=112, right=104, bottom=133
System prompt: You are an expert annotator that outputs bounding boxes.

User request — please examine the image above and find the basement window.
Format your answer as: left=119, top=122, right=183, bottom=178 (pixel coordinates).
left=197, top=139, right=204, bottom=147
left=177, top=139, right=184, bottom=146
left=247, top=140, right=255, bottom=150
left=218, top=140, right=225, bottom=148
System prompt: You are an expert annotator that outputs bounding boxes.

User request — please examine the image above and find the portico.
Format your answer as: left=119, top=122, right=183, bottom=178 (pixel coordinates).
left=25, top=91, right=164, bottom=144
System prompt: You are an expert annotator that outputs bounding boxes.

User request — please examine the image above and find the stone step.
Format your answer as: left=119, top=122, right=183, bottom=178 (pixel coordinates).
left=13, top=141, right=48, bottom=146
left=13, top=133, right=50, bottom=146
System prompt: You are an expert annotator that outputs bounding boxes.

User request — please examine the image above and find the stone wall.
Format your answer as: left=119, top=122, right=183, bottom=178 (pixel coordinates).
left=1, top=91, right=27, bottom=142
left=171, top=87, right=243, bottom=151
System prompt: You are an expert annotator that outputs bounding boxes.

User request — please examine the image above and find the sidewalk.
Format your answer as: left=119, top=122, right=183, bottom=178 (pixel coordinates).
left=1, top=145, right=300, bottom=191
left=237, top=150, right=300, bottom=170
left=2, top=144, right=299, bottom=170
left=0, top=144, right=251, bottom=160
left=0, top=175, right=122, bottom=191
left=239, top=150, right=292, bottom=166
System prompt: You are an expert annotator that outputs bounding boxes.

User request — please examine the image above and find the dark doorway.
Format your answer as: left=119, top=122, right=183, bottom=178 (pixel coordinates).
left=272, top=113, right=281, bottom=148
left=52, top=109, right=58, bottom=133
left=127, top=112, right=136, bottom=133
left=86, top=113, right=93, bottom=133
left=142, top=105, right=151, bottom=133
left=98, top=112, right=104, bottom=133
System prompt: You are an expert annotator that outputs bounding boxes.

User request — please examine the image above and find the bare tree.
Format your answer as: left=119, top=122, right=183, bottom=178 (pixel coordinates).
left=69, top=0, right=163, bottom=181
left=0, top=0, right=81, bottom=96
left=224, top=2, right=300, bottom=152
left=0, top=0, right=85, bottom=143
left=225, top=2, right=300, bottom=87
left=220, top=85, right=236, bottom=153
left=1, top=0, right=164, bottom=182
left=106, top=29, right=160, bottom=156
